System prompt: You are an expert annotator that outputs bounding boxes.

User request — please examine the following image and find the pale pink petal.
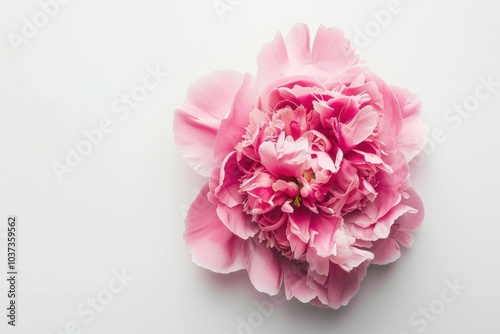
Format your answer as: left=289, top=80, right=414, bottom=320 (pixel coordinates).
left=283, top=264, right=316, bottom=303
left=326, top=261, right=369, bottom=308
left=184, top=184, right=245, bottom=273
left=392, top=86, right=429, bottom=161
left=371, top=188, right=424, bottom=264
left=362, top=152, right=409, bottom=220
left=309, top=214, right=342, bottom=258
left=256, top=30, right=289, bottom=88
left=284, top=23, right=311, bottom=69
left=348, top=204, right=416, bottom=241
left=216, top=204, right=258, bottom=240
left=364, top=72, right=403, bottom=152
left=312, top=261, right=369, bottom=309
left=306, top=246, right=330, bottom=277
left=214, top=74, right=258, bottom=165
left=174, top=71, right=245, bottom=176
left=397, top=188, right=425, bottom=232
left=258, top=134, right=309, bottom=177
left=243, top=238, right=283, bottom=295
left=256, top=24, right=361, bottom=88
left=214, top=152, right=244, bottom=208
left=339, top=106, right=378, bottom=150
left=311, top=25, right=359, bottom=79
left=370, top=237, right=401, bottom=265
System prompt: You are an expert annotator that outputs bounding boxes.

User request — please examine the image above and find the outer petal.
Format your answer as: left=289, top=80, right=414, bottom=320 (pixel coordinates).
left=310, top=261, right=370, bottom=309
left=256, top=24, right=361, bottom=88
left=283, top=264, right=316, bottom=303
left=371, top=188, right=424, bottom=265
left=216, top=205, right=258, bottom=240
left=310, top=25, right=360, bottom=80
left=362, top=151, right=409, bottom=220
left=364, top=72, right=403, bottom=152
left=243, top=238, right=283, bottom=295
left=214, top=74, right=258, bottom=165
left=396, top=188, right=425, bottom=233
left=392, top=86, right=429, bottom=161
left=184, top=184, right=245, bottom=273
left=174, top=70, right=245, bottom=176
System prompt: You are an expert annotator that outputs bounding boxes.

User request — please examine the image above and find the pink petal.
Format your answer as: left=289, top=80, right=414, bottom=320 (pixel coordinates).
left=283, top=264, right=316, bottom=303
left=184, top=184, right=245, bottom=273
left=364, top=72, right=403, bottom=152
left=309, top=214, right=342, bottom=258
left=362, top=152, right=409, bottom=220
left=348, top=204, right=416, bottom=241
left=284, top=23, right=311, bottom=69
left=244, top=238, right=283, bottom=295
left=256, top=24, right=361, bottom=88
left=216, top=204, right=258, bottom=240
left=311, top=261, right=369, bottom=309
left=258, top=133, right=309, bottom=177
left=326, top=261, right=369, bottom=308
left=371, top=188, right=424, bottom=264
left=174, top=70, right=245, bottom=176
left=214, top=74, right=258, bottom=165
left=256, top=30, right=289, bottom=89
left=339, top=105, right=378, bottom=150
left=397, top=188, right=425, bottom=232
left=214, top=152, right=244, bottom=208
left=370, top=237, right=401, bottom=265
left=392, top=86, right=429, bottom=161
left=311, top=25, right=359, bottom=80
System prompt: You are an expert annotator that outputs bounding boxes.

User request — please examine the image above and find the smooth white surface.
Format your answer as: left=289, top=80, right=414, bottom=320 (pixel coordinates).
left=1, top=1, right=499, bottom=333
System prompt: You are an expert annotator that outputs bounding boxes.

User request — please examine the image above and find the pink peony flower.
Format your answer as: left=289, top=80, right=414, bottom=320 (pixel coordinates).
left=174, top=24, right=427, bottom=308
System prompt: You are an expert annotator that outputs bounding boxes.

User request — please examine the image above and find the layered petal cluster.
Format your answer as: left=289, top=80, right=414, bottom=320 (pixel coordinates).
left=174, top=24, right=427, bottom=308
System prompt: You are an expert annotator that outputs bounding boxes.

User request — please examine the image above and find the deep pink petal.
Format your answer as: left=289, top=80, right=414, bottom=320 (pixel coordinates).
left=184, top=184, right=245, bottom=273
left=174, top=71, right=245, bottom=176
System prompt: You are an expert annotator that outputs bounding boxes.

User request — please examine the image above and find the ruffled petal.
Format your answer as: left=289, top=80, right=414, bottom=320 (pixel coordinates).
left=256, top=24, right=361, bottom=88
left=392, top=86, right=429, bottom=161
left=371, top=188, right=424, bottom=264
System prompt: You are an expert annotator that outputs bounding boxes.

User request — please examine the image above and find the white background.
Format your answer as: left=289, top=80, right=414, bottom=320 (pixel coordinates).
left=1, top=0, right=500, bottom=333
